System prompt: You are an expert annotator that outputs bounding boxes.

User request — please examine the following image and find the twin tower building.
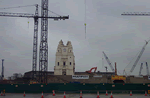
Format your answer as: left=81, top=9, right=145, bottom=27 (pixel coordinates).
left=54, top=40, right=75, bottom=75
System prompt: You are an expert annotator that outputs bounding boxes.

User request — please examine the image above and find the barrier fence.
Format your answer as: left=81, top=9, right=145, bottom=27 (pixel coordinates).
left=0, top=83, right=150, bottom=94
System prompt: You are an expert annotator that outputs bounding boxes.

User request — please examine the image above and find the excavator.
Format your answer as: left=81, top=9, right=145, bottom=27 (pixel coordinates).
left=86, top=67, right=97, bottom=74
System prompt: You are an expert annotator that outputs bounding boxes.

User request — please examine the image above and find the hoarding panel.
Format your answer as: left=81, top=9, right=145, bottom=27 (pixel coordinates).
left=72, top=75, right=89, bottom=79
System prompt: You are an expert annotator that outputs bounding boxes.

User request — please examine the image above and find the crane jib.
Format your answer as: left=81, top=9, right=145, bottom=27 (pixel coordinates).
left=129, top=40, right=149, bottom=75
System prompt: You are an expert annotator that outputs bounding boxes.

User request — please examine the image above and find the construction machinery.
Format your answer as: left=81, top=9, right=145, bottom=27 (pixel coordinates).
left=139, top=62, right=150, bottom=76
left=121, top=12, right=150, bottom=76
left=139, top=63, right=143, bottom=76
left=111, top=62, right=126, bottom=81
left=123, top=40, right=149, bottom=76
left=102, top=51, right=126, bottom=82
left=86, top=67, right=97, bottom=74
left=103, top=51, right=122, bottom=75
left=0, top=1, right=69, bottom=83
left=102, top=51, right=115, bottom=72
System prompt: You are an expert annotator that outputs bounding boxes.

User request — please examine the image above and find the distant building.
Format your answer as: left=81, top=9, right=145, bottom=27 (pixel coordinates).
left=24, top=40, right=115, bottom=78
left=54, top=40, right=75, bottom=75
left=24, top=71, right=115, bottom=77
left=24, top=71, right=54, bottom=78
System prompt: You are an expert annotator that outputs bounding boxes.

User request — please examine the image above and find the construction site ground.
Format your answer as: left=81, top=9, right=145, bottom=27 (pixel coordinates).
left=2, top=93, right=150, bottom=98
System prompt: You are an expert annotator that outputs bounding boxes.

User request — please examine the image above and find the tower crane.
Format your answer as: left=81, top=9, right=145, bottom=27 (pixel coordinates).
left=0, top=1, right=69, bottom=83
left=139, top=62, right=150, bottom=76
left=102, top=51, right=115, bottom=72
left=123, top=40, right=149, bottom=76
left=121, top=12, right=150, bottom=76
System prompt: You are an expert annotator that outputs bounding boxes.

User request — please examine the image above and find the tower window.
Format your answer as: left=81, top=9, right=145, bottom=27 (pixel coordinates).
left=58, top=62, right=59, bottom=66
left=70, top=50, right=71, bottom=52
left=70, top=62, right=71, bottom=65
left=63, top=62, right=65, bottom=66
left=63, top=48, right=66, bottom=52
left=58, top=50, right=59, bottom=52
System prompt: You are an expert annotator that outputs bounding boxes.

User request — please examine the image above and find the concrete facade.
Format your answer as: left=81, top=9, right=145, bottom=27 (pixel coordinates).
left=54, top=40, right=75, bottom=75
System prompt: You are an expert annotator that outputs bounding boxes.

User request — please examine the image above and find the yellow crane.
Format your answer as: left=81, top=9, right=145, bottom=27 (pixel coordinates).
left=111, top=62, right=126, bottom=81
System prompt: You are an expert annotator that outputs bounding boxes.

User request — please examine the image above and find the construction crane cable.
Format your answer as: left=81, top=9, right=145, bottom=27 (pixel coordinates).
left=0, top=4, right=37, bottom=10
left=0, top=4, right=62, bottom=17
left=38, top=5, right=61, bottom=16
left=84, top=0, right=86, bottom=39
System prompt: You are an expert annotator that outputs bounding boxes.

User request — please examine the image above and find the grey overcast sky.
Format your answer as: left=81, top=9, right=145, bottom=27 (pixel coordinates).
left=0, top=0, right=150, bottom=78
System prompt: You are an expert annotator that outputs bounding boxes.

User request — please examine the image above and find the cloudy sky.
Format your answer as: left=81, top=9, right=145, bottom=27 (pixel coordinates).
left=0, top=0, right=150, bottom=78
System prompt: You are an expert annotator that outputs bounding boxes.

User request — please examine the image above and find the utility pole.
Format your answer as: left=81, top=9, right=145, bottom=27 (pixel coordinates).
left=115, top=62, right=117, bottom=76
left=105, top=66, right=107, bottom=72
left=1, top=59, right=4, bottom=80
left=105, top=66, right=107, bottom=83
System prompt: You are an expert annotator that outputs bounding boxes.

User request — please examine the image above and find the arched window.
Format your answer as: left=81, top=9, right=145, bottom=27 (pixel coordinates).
left=70, top=62, right=71, bottom=65
left=58, top=62, right=59, bottom=66
left=63, top=62, right=65, bottom=66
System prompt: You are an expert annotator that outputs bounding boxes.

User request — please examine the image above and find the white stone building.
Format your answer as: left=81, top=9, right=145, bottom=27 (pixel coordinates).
left=54, top=40, right=75, bottom=75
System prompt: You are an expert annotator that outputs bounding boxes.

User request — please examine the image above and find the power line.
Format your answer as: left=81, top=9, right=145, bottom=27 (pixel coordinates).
left=84, top=0, right=87, bottom=39
left=0, top=4, right=37, bottom=10
left=0, top=4, right=64, bottom=17
left=38, top=5, right=61, bottom=16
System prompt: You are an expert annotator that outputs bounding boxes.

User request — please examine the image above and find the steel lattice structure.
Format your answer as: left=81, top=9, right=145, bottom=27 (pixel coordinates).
left=0, top=0, right=69, bottom=83
left=39, top=0, right=49, bottom=83
left=32, top=4, right=38, bottom=80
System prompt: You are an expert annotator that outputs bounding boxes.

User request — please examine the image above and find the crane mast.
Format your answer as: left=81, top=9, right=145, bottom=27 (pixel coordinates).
left=139, top=63, right=143, bottom=76
left=0, top=1, right=69, bottom=83
left=146, top=62, right=150, bottom=76
left=39, top=0, right=49, bottom=83
left=102, top=51, right=115, bottom=72
left=32, top=4, right=38, bottom=80
left=139, top=62, right=149, bottom=76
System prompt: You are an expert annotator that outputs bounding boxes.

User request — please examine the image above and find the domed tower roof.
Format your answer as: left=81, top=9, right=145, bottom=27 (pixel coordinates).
left=66, top=41, right=72, bottom=47
left=58, top=39, right=64, bottom=47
